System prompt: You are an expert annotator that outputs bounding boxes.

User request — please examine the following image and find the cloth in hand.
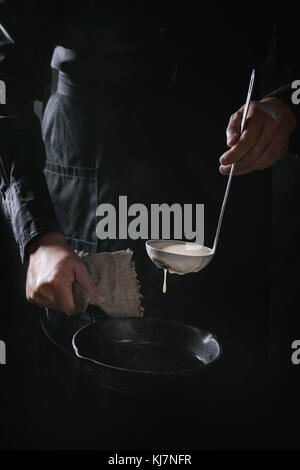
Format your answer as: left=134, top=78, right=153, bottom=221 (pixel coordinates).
left=72, top=249, right=144, bottom=318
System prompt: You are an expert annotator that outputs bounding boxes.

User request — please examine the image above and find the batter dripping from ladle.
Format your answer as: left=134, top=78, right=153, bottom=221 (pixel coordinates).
left=160, top=244, right=212, bottom=293
left=163, top=268, right=167, bottom=294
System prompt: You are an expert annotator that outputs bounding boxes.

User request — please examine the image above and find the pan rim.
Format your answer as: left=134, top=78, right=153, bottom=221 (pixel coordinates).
left=72, top=317, right=222, bottom=376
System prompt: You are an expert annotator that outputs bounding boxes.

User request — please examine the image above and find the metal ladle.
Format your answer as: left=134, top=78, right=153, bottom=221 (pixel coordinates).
left=146, top=69, right=256, bottom=275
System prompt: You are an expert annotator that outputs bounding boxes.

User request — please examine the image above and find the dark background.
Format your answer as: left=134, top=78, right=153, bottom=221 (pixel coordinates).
left=1, top=143, right=300, bottom=451
left=1, top=23, right=300, bottom=451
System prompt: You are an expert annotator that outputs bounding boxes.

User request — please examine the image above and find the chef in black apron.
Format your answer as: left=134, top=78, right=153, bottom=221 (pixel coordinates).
left=0, top=0, right=298, bottom=449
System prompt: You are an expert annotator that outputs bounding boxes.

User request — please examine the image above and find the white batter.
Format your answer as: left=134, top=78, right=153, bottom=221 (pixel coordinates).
left=158, top=243, right=211, bottom=257
left=158, top=243, right=212, bottom=293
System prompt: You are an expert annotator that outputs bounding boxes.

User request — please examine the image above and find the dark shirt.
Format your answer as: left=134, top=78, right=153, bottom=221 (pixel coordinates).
left=0, top=0, right=298, bottom=259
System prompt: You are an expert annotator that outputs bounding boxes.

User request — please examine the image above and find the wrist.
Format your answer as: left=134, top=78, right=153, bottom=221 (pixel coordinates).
left=26, top=232, right=67, bottom=255
left=260, top=96, right=297, bottom=133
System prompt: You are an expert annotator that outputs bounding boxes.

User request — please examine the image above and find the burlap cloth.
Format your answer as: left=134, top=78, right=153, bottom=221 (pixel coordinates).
left=72, top=249, right=144, bottom=318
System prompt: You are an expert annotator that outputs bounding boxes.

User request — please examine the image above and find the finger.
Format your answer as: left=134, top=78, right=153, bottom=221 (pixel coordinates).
left=223, top=165, right=253, bottom=176
left=219, top=163, right=245, bottom=176
left=34, top=277, right=78, bottom=315
left=220, top=118, right=263, bottom=167
left=226, top=108, right=243, bottom=146
left=224, top=140, right=286, bottom=176
left=26, top=278, right=57, bottom=307
left=232, top=127, right=272, bottom=172
left=75, top=263, right=106, bottom=304
left=235, top=115, right=283, bottom=172
left=53, top=281, right=80, bottom=316
left=27, top=291, right=58, bottom=311
left=237, top=139, right=284, bottom=175
left=219, top=164, right=230, bottom=175
left=252, top=139, right=288, bottom=171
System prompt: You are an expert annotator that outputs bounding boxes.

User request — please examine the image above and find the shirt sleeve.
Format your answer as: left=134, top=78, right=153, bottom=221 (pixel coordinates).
left=264, top=83, right=300, bottom=157
left=0, top=0, right=63, bottom=261
left=262, top=12, right=300, bottom=156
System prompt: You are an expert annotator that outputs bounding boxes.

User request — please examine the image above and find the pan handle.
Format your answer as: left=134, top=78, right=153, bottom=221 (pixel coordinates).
left=40, top=307, right=96, bottom=360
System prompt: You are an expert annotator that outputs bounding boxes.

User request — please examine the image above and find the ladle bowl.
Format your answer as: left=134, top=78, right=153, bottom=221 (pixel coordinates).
left=146, top=240, right=214, bottom=275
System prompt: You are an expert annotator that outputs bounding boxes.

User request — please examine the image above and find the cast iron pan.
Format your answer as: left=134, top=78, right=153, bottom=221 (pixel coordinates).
left=72, top=317, right=222, bottom=396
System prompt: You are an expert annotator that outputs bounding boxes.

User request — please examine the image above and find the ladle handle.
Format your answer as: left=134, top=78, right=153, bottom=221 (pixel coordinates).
left=212, top=69, right=255, bottom=254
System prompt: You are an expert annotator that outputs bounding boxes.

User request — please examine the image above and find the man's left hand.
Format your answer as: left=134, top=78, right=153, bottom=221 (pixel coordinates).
left=219, top=97, right=296, bottom=176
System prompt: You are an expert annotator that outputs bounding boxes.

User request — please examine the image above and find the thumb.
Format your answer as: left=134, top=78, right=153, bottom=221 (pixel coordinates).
left=75, top=263, right=106, bottom=304
left=226, top=108, right=243, bottom=147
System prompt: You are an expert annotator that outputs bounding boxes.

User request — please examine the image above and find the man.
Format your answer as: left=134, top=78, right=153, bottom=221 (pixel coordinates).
left=0, top=0, right=298, bottom=449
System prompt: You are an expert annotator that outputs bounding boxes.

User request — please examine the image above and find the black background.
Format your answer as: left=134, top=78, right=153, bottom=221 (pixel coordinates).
left=1, top=4, right=300, bottom=452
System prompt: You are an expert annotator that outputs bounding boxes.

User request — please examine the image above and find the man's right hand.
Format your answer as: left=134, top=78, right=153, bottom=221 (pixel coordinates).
left=26, top=232, right=105, bottom=316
